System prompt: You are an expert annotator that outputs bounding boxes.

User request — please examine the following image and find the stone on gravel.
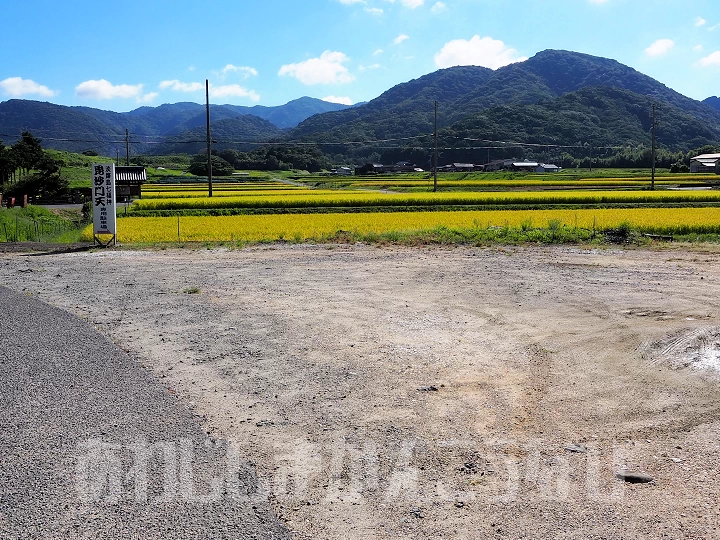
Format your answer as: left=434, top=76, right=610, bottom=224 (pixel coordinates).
left=615, top=471, right=655, bottom=484
left=565, top=443, right=587, bottom=453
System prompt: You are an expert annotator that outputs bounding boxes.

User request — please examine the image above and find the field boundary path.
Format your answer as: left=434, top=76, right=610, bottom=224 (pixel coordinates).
left=0, top=285, right=289, bottom=539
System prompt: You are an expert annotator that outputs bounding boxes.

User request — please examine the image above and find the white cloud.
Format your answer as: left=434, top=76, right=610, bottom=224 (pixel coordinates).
left=159, top=80, right=203, bottom=92
left=359, top=63, right=381, bottom=71
left=0, top=77, right=57, bottom=97
left=279, top=51, right=354, bottom=85
left=75, top=79, right=143, bottom=100
left=394, top=34, right=410, bottom=44
left=710, top=23, right=720, bottom=31
left=323, top=95, right=353, bottom=105
left=694, top=44, right=704, bottom=52
left=139, top=92, right=158, bottom=103
left=696, top=51, right=720, bottom=67
left=337, top=0, right=364, bottom=3
left=384, top=0, right=424, bottom=7
left=696, top=16, right=706, bottom=27
left=366, top=7, right=383, bottom=15
left=221, top=64, right=258, bottom=78
left=588, top=0, right=609, bottom=4
left=434, top=36, right=527, bottom=69
left=209, top=84, right=260, bottom=101
left=373, top=48, right=384, bottom=56
left=430, top=2, right=447, bottom=13
left=645, top=39, right=674, bottom=57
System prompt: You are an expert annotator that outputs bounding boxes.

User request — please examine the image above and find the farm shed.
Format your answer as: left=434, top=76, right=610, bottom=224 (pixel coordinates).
left=689, top=154, right=720, bottom=174
left=451, top=163, right=476, bottom=172
left=484, top=159, right=516, bottom=171
left=512, top=161, right=539, bottom=172
left=536, top=163, right=562, bottom=173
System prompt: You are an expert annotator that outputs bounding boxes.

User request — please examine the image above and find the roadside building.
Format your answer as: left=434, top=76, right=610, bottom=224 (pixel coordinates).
left=115, top=166, right=146, bottom=200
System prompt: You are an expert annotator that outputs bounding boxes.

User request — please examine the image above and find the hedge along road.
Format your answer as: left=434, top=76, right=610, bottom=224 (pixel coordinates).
left=0, top=285, right=289, bottom=539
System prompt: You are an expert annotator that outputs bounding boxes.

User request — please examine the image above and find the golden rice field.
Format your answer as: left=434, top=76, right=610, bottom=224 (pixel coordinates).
left=132, top=189, right=720, bottom=211
left=347, top=179, right=703, bottom=188
left=140, top=189, right=363, bottom=199
left=82, top=207, right=720, bottom=243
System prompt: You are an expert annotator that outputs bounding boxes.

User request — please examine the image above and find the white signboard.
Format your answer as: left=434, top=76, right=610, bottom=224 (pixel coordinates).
left=92, top=163, right=117, bottom=237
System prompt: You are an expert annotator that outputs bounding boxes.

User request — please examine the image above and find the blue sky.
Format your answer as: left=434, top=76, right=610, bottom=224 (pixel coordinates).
left=1, top=0, right=719, bottom=112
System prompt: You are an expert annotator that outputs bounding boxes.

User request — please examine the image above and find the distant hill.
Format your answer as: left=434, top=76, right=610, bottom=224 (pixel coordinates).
left=0, top=97, right=352, bottom=154
left=288, top=50, right=720, bottom=151
left=153, top=115, right=283, bottom=155
left=704, top=96, right=720, bottom=112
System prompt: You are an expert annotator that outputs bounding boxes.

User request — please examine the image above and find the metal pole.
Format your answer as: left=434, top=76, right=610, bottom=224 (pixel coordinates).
left=206, top=80, right=213, bottom=198
left=433, top=100, right=438, bottom=192
left=125, top=129, right=130, bottom=166
left=651, top=103, right=656, bottom=191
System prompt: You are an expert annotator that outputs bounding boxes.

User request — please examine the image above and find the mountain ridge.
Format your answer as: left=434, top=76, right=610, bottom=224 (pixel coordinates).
left=2, top=50, right=719, bottom=159
left=0, top=96, right=352, bottom=153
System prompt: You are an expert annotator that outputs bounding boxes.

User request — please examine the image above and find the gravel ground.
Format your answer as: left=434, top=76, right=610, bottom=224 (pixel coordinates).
left=1, top=243, right=720, bottom=539
left=0, top=285, right=289, bottom=539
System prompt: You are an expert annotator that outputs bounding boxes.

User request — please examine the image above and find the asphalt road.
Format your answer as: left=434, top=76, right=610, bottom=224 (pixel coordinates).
left=0, top=286, right=290, bottom=539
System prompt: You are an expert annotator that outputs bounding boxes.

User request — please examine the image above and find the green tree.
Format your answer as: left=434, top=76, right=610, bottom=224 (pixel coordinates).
left=0, top=141, right=16, bottom=185
left=12, top=132, right=44, bottom=175
left=4, top=151, right=68, bottom=201
left=188, top=154, right=235, bottom=176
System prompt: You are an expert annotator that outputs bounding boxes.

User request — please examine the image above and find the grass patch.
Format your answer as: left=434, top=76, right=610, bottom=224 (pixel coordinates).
left=0, top=206, right=87, bottom=242
left=182, top=287, right=201, bottom=294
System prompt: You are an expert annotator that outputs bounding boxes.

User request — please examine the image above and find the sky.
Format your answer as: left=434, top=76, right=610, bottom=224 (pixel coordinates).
left=1, top=0, right=719, bottom=112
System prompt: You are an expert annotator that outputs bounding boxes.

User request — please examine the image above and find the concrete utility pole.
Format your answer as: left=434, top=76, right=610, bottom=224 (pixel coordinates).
left=651, top=103, right=657, bottom=191
left=206, top=80, right=213, bottom=197
left=125, top=129, right=130, bottom=166
left=433, top=100, right=438, bottom=192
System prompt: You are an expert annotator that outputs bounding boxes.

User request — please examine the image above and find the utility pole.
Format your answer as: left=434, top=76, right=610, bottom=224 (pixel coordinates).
left=116, top=149, right=119, bottom=166
left=651, top=103, right=657, bottom=191
left=589, top=143, right=592, bottom=172
left=433, top=100, right=438, bottom=192
left=125, top=129, right=130, bottom=166
left=206, top=79, right=213, bottom=198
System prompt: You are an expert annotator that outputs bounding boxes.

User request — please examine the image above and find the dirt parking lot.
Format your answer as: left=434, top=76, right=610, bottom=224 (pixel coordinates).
left=2, top=243, right=720, bottom=539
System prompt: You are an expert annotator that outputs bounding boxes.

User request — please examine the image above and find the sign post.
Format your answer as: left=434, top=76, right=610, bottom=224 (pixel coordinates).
left=92, top=163, right=117, bottom=246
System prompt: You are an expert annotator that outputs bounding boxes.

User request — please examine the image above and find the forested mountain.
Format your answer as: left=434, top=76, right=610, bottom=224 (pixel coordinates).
left=288, top=66, right=494, bottom=142
left=153, top=115, right=283, bottom=155
left=0, top=97, right=351, bottom=154
left=433, top=86, right=720, bottom=165
left=287, top=50, right=720, bottom=153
